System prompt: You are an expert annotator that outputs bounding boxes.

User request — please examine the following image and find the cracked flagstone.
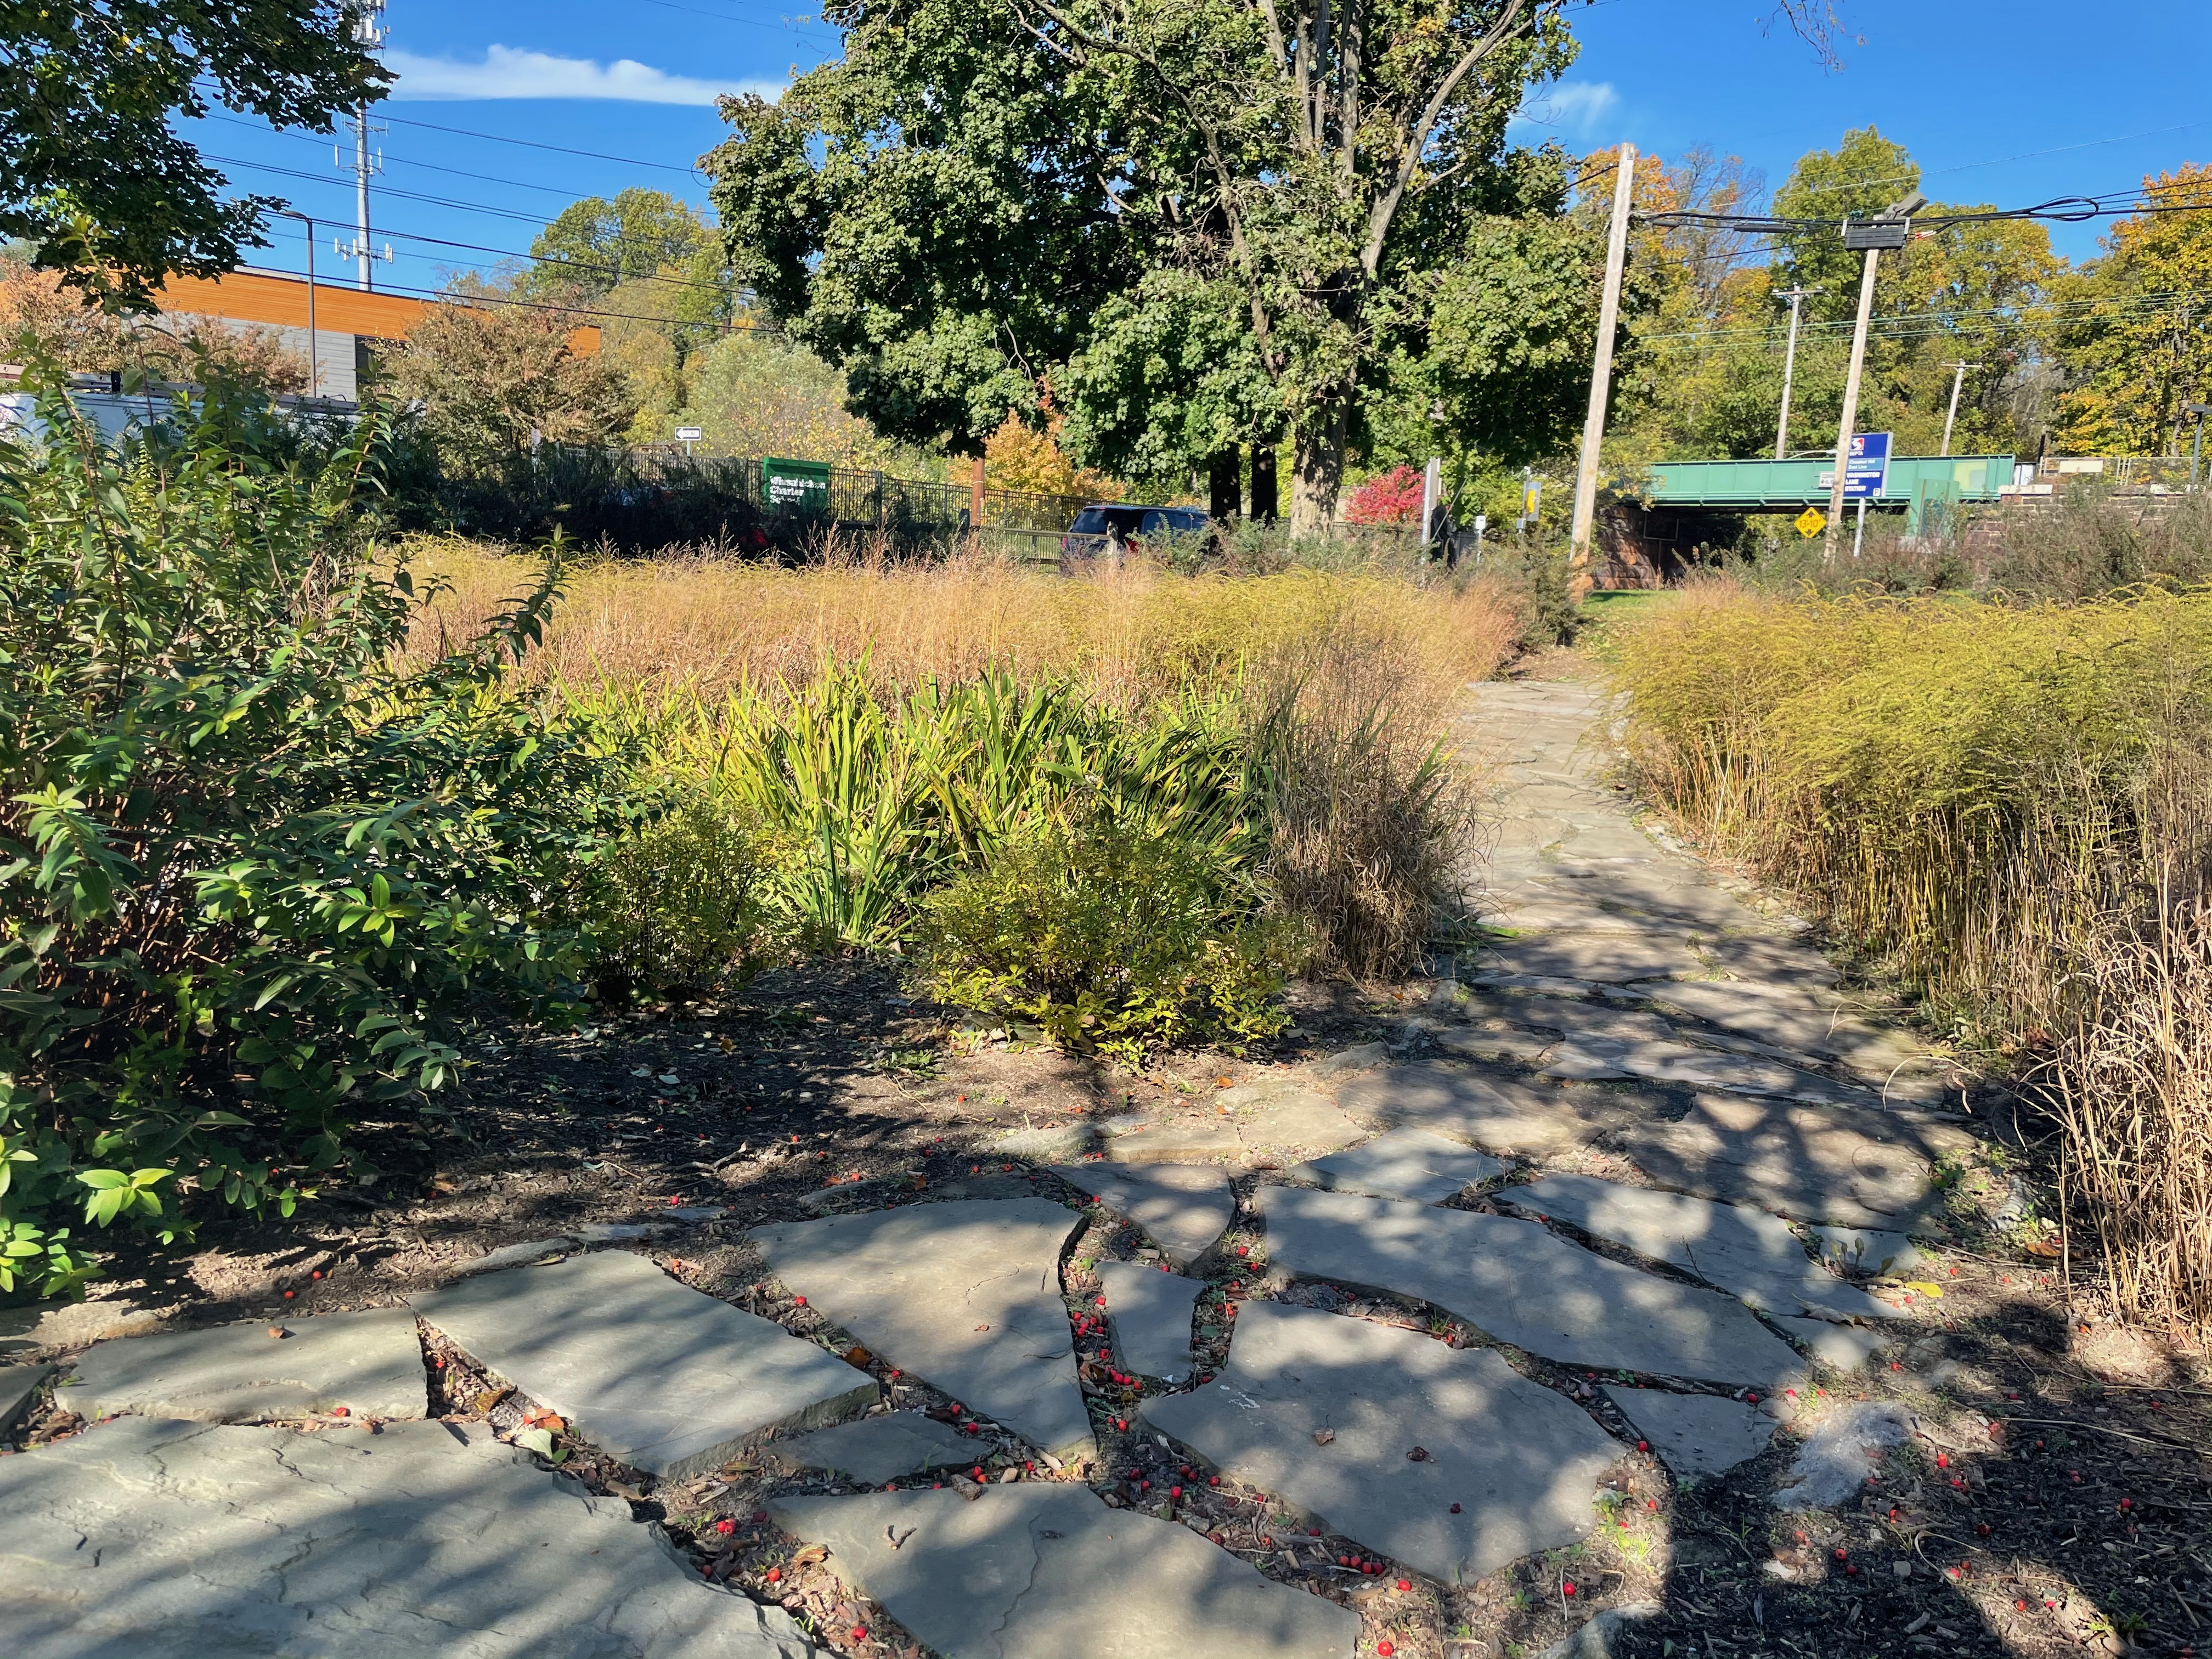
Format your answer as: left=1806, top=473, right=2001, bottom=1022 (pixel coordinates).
left=413, top=1250, right=874, bottom=1480
left=1259, top=1187, right=1803, bottom=1387
left=1047, top=1161, right=1232, bottom=1268
left=1601, top=1387, right=1775, bottom=1481
left=774, top=1413, right=976, bottom=1485
left=1497, top=1174, right=1899, bottom=1324
left=1288, top=1126, right=1510, bottom=1204
left=64, top=1307, right=428, bottom=1424
left=0, top=1417, right=815, bottom=1658
left=1537, top=1037, right=1883, bottom=1107
left=749, top=1199, right=1095, bottom=1462
left=768, top=1482, right=1359, bottom=1658
left=1144, top=1302, right=1622, bottom=1584
left=1093, top=1259, right=1201, bottom=1381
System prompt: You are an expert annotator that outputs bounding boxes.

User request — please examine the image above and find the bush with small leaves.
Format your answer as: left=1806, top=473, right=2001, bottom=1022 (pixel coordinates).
left=0, top=351, right=636, bottom=1299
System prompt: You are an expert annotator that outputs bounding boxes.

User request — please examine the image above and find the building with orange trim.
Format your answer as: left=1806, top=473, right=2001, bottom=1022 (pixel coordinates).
left=148, top=268, right=601, bottom=404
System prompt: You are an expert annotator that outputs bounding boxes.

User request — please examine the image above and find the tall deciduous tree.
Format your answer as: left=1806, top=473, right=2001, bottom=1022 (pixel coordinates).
left=709, top=0, right=1603, bottom=534
left=526, top=190, right=718, bottom=298
left=2052, top=166, right=2212, bottom=458
left=0, top=1, right=388, bottom=308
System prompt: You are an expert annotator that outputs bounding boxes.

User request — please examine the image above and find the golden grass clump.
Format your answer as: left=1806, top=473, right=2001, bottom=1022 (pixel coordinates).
left=1612, top=577, right=2212, bottom=1331
left=400, top=533, right=1519, bottom=710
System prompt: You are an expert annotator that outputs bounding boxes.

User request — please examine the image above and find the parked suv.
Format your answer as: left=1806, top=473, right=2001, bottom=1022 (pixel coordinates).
left=1060, top=503, right=1210, bottom=558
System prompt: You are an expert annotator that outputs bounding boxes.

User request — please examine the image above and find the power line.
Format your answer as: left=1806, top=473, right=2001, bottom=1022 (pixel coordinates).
left=205, top=151, right=569, bottom=227
left=198, top=111, right=610, bottom=203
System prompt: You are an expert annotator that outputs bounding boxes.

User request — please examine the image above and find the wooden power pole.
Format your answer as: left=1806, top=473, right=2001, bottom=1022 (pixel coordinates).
left=1824, top=194, right=1925, bottom=558
left=1570, top=142, right=1636, bottom=599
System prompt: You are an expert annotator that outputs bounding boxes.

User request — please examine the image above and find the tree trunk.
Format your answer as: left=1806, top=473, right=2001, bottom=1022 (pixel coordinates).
left=1289, top=405, right=1347, bottom=539
left=1250, top=442, right=1280, bottom=523
left=1208, top=449, right=1242, bottom=522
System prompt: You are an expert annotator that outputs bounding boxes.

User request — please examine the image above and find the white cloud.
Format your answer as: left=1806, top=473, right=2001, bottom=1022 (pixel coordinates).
left=1509, top=81, right=1620, bottom=137
left=385, top=44, right=782, bottom=105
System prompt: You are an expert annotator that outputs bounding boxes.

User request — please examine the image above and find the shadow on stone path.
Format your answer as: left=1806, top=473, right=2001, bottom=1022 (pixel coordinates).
left=14, top=678, right=2200, bottom=1659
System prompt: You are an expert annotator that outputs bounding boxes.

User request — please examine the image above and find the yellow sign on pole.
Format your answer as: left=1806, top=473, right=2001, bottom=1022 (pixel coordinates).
left=1795, top=506, right=1827, bottom=538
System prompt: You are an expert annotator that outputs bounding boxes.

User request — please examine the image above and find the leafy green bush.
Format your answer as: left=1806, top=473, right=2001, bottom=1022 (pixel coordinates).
left=0, top=359, right=633, bottom=1298
left=910, top=806, right=1297, bottom=1063
left=579, top=789, right=782, bottom=999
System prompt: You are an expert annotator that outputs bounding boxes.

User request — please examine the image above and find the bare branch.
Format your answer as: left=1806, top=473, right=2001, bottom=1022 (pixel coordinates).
left=1763, top=2, right=1861, bottom=71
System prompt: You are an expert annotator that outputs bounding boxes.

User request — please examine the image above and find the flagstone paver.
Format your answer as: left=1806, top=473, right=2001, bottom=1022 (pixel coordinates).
left=1601, top=1387, right=1775, bottom=1481
left=775, top=1413, right=975, bottom=1485
left=768, top=1482, right=1360, bottom=1658
left=1335, top=1060, right=1651, bottom=1154
left=1259, top=1187, right=1804, bottom=1387
left=1537, top=1039, right=1885, bottom=1108
left=749, top=1199, right=1096, bottom=1462
left=1776, top=1317, right=1890, bottom=1373
left=413, top=1250, right=875, bottom=1480
left=1094, top=1259, right=1202, bottom=1381
left=1498, top=1174, right=1899, bottom=1324
left=1047, top=1161, right=1233, bottom=1268
left=63, top=1306, right=428, bottom=1424
left=1144, top=1302, right=1623, bottom=1584
left=1612, top=1094, right=1974, bottom=1227
left=1289, top=1126, right=1511, bottom=1204
left=0, top=1416, right=816, bottom=1658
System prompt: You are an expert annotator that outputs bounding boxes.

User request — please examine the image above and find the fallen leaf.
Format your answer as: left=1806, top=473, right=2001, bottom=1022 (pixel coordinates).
left=2024, top=1239, right=2063, bottom=1259
left=1903, top=1280, right=1945, bottom=1299
left=1312, top=1428, right=1336, bottom=1446
left=513, top=1426, right=556, bottom=1458
left=1406, top=1446, right=1430, bottom=1462
left=844, top=1347, right=874, bottom=1369
left=471, top=1386, right=514, bottom=1415
left=792, top=1545, right=830, bottom=1568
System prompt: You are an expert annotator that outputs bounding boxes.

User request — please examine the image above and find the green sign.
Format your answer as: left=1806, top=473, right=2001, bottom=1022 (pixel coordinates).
left=763, top=456, right=832, bottom=516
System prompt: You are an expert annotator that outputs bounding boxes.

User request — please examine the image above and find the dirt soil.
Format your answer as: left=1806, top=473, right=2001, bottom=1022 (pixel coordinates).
left=5, top=956, right=2210, bottom=1659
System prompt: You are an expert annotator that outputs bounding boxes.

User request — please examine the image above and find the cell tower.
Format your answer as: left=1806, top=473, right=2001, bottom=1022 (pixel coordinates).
left=335, top=0, right=394, bottom=290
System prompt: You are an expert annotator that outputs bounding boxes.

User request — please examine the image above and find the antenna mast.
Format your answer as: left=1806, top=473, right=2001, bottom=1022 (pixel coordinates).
left=336, top=1, right=393, bottom=290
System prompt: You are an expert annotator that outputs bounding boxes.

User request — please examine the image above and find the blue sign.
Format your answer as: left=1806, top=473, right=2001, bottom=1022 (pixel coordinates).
left=1843, top=431, right=1892, bottom=499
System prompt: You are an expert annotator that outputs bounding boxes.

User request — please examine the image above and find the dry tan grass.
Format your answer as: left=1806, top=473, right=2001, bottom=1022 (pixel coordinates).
left=402, top=534, right=1521, bottom=710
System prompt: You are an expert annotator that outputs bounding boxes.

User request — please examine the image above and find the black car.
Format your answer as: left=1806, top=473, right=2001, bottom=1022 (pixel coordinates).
left=1060, top=503, right=1210, bottom=557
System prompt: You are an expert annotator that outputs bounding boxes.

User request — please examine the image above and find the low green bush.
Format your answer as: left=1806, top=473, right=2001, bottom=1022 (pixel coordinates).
left=910, top=806, right=1298, bottom=1063
left=577, top=789, right=783, bottom=1000
left=0, top=358, right=633, bottom=1299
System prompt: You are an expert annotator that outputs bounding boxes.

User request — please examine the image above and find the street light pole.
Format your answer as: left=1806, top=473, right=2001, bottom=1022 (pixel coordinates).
left=1940, top=360, right=1983, bottom=458
left=269, top=210, right=318, bottom=399
left=1773, top=285, right=1819, bottom=460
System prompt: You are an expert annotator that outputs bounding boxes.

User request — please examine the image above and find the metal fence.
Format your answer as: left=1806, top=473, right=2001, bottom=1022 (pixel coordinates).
left=624, top=449, right=1093, bottom=534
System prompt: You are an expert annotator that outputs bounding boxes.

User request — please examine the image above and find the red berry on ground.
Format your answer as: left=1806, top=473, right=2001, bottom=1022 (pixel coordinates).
left=1396, top=1578, right=1412, bottom=1592
left=765, top=1567, right=781, bottom=1583
left=1378, top=1645, right=1395, bottom=1657
left=1636, top=1440, right=1649, bottom=1453
left=793, top=1296, right=806, bottom=1306
left=1563, top=1582, right=1577, bottom=1598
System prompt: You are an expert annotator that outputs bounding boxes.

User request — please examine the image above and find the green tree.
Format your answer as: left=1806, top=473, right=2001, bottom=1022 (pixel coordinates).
left=526, top=190, right=717, bottom=298
left=0, top=1, right=388, bottom=308
left=1770, top=125, right=1922, bottom=319
left=2052, top=166, right=2212, bottom=456
left=382, top=281, right=635, bottom=475
left=709, top=0, right=1600, bottom=535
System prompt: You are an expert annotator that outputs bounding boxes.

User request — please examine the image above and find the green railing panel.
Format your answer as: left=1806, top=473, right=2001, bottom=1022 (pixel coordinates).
left=1645, top=454, right=2015, bottom=507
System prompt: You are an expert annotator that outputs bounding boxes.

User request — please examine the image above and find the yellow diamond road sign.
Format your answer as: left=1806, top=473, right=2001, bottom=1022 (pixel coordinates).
left=1795, top=506, right=1827, bottom=538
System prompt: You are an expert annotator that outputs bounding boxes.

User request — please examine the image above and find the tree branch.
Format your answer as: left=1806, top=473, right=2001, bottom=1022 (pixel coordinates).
left=1358, top=0, right=1534, bottom=278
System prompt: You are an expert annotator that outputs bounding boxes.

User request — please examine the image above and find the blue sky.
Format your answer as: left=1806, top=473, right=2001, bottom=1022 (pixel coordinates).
left=187, top=0, right=2212, bottom=304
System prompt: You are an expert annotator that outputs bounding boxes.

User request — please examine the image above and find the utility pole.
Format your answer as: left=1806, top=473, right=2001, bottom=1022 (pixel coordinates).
left=1773, top=285, right=1819, bottom=459
left=1571, top=141, right=1637, bottom=598
left=336, top=0, right=392, bottom=291
left=2185, top=402, right=2210, bottom=490
left=1825, top=194, right=1925, bottom=560
left=1940, top=360, right=1983, bottom=457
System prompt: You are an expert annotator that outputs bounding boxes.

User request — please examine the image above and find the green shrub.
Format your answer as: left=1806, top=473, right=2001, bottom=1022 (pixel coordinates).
left=910, top=806, right=1297, bottom=1063
left=579, top=789, right=783, bottom=999
left=0, top=359, right=633, bottom=1298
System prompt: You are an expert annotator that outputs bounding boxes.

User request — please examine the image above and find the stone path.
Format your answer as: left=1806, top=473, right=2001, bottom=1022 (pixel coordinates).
left=1, top=678, right=1976, bottom=1658
left=412, top=1250, right=877, bottom=1479
left=748, top=1199, right=1096, bottom=1462
left=0, top=1416, right=815, bottom=1658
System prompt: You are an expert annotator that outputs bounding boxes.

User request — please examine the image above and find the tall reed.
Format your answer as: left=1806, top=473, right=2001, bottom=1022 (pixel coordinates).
left=1613, top=579, right=2212, bottom=1331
